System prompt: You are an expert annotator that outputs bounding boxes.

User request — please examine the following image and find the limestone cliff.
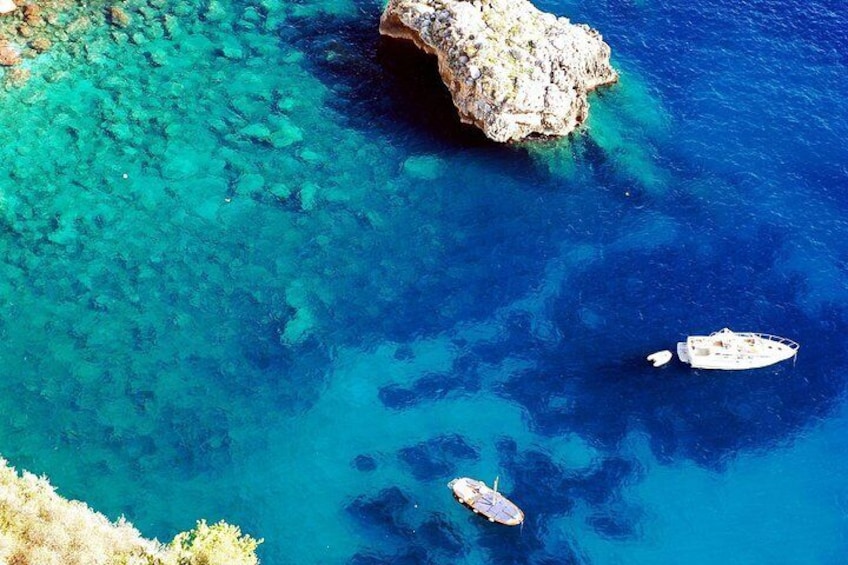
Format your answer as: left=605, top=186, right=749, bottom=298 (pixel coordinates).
left=380, top=0, right=618, bottom=142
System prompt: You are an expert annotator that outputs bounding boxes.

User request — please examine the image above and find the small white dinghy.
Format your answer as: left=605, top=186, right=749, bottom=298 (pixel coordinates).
left=448, top=477, right=524, bottom=526
left=677, top=328, right=799, bottom=370
left=647, top=350, right=673, bottom=367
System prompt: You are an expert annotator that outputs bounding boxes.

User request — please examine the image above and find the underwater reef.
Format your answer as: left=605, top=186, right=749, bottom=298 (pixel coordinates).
left=0, top=0, right=157, bottom=89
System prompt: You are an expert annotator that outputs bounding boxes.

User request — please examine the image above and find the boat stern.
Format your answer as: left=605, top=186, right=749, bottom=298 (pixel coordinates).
left=676, top=342, right=691, bottom=364
left=501, top=510, right=525, bottom=526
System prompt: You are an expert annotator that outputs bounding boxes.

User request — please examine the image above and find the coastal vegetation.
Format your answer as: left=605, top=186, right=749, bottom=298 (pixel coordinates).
left=0, top=457, right=260, bottom=565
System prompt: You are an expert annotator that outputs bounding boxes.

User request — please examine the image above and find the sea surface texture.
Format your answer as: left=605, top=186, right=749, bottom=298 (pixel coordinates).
left=1, top=0, right=847, bottom=563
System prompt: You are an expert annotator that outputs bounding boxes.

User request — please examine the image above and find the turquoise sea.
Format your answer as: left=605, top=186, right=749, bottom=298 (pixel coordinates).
left=1, top=0, right=847, bottom=562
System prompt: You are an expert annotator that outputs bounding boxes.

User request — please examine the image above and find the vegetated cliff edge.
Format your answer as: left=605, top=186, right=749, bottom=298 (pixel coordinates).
left=0, top=457, right=261, bottom=565
left=379, top=0, right=618, bottom=143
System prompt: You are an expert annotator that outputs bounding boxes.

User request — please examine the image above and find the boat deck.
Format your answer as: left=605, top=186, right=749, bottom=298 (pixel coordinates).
left=677, top=328, right=799, bottom=370
left=449, top=477, right=524, bottom=526
left=465, top=490, right=523, bottom=525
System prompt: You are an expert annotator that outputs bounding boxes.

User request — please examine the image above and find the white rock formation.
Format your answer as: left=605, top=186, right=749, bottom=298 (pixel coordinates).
left=380, top=0, right=618, bottom=142
left=0, top=0, right=16, bottom=15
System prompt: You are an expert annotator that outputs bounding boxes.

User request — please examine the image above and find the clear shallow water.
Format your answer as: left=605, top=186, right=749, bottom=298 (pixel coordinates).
left=1, top=0, right=847, bottom=563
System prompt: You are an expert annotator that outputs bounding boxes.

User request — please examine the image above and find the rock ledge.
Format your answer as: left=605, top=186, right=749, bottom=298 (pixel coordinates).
left=0, top=0, right=16, bottom=16
left=380, top=0, right=618, bottom=142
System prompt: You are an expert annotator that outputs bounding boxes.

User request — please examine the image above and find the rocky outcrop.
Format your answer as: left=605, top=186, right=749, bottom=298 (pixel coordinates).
left=380, top=0, right=618, bottom=143
left=0, top=0, right=16, bottom=16
left=108, top=6, right=131, bottom=28
left=0, top=40, right=20, bottom=66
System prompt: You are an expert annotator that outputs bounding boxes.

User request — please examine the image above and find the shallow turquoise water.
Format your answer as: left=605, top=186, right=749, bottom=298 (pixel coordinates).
left=1, top=0, right=847, bottom=563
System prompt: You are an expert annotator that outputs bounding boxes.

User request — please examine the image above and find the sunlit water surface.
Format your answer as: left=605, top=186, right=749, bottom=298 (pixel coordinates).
left=0, top=0, right=846, bottom=563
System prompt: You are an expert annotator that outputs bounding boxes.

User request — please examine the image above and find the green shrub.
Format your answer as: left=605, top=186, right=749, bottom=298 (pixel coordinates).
left=0, top=457, right=261, bottom=565
left=169, top=520, right=262, bottom=565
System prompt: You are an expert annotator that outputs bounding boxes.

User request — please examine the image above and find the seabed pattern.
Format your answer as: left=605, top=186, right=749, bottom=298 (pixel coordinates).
left=0, top=0, right=847, bottom=563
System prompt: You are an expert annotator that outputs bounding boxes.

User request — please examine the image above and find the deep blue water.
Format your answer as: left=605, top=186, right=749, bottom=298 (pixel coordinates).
left=0, top=0, right=847, bottom=563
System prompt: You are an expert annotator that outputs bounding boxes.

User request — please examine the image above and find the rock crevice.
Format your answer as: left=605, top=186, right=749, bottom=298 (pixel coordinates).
left=380, top=0, right=618, bottom=143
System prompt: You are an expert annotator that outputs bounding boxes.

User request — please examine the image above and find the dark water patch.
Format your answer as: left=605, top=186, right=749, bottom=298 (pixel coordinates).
left=347, top=486, right=414, bottom=539
left=587, top=506, right=641, bottom=539
left=803, top=162, right=848, bottom=215
left=353, top=454, right=377, bottom=472
left=498, top=440, right=640, bottom=515
left=489, top=235, right=848, bottom=468
left=439, top=434, right=479, bottom=460
left=377, top=385, right=417, bottom=410
left=278, top=6, right=496, bottom=149
left=472, top=513, right=554, bottom=565
left=562, top=245, right=788, bottom=338
left=405, top=371, right=469, bottom=402
left=504, top=325, right=846, bottom=470
left=570, top=457, right=638, bottom=505
left=417, top=515, right=467, bottom=558
left=348, top=554, right=385, bottom=565
left=160, top=405, right=232, bottom=476
left=235, top=147, right=568, bottom=353
left=122, top=434, right=158, bottom=461
left=131, top=323, right=159, bottom=352
left=348, top=547, right=432, bottom=565
left=721, top=0, right=848, bottom=62
left=394, top=344, right=415, bottom=361
left=238, top=330, right=332, bottom=413
left=346, top=487, right=458, bottom=563
left=379, top=354, right=481, bottom=409
left=471, top=311, right=547, bottom=364
left=497, top=441, right=576, bottom=516
left=398, top=434, right=479, bottom=481
left=479, top=439, right=642, bottom=560
left=533, top=557, right=582, bottom=565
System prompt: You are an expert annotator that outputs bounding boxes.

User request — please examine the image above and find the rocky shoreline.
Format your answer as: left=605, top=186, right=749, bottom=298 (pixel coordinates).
left=380, top=0, right=618, bottom=143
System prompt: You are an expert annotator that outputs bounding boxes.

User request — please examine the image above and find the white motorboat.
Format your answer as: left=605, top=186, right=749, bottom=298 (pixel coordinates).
left=676, top=328, right=799, bottom=370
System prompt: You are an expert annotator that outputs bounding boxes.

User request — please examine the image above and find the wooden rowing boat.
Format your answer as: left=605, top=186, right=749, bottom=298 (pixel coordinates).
left=448, top=477, right=524, bottom=526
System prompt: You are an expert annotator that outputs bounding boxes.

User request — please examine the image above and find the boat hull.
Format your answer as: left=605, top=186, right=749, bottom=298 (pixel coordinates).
left=448, top=477, right=524, bottom=526
left=676, top=329, right=798, bottom=370
left=647, top=350, right=673, bottom=367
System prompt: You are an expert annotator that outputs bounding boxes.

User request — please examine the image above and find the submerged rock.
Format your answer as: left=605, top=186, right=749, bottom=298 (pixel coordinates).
left=0, top=40, right=20, bottom=66
left=23, top=4, right=42, bottom=26
left=108, top=6, right=131, bottom=28
left=379, top=0, right=618, bottom=142
left=30, top=36, right=51, bottom=53
left=3, top=65, right=29, bottom=88
left=402, top=154, right=444, bottom=180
